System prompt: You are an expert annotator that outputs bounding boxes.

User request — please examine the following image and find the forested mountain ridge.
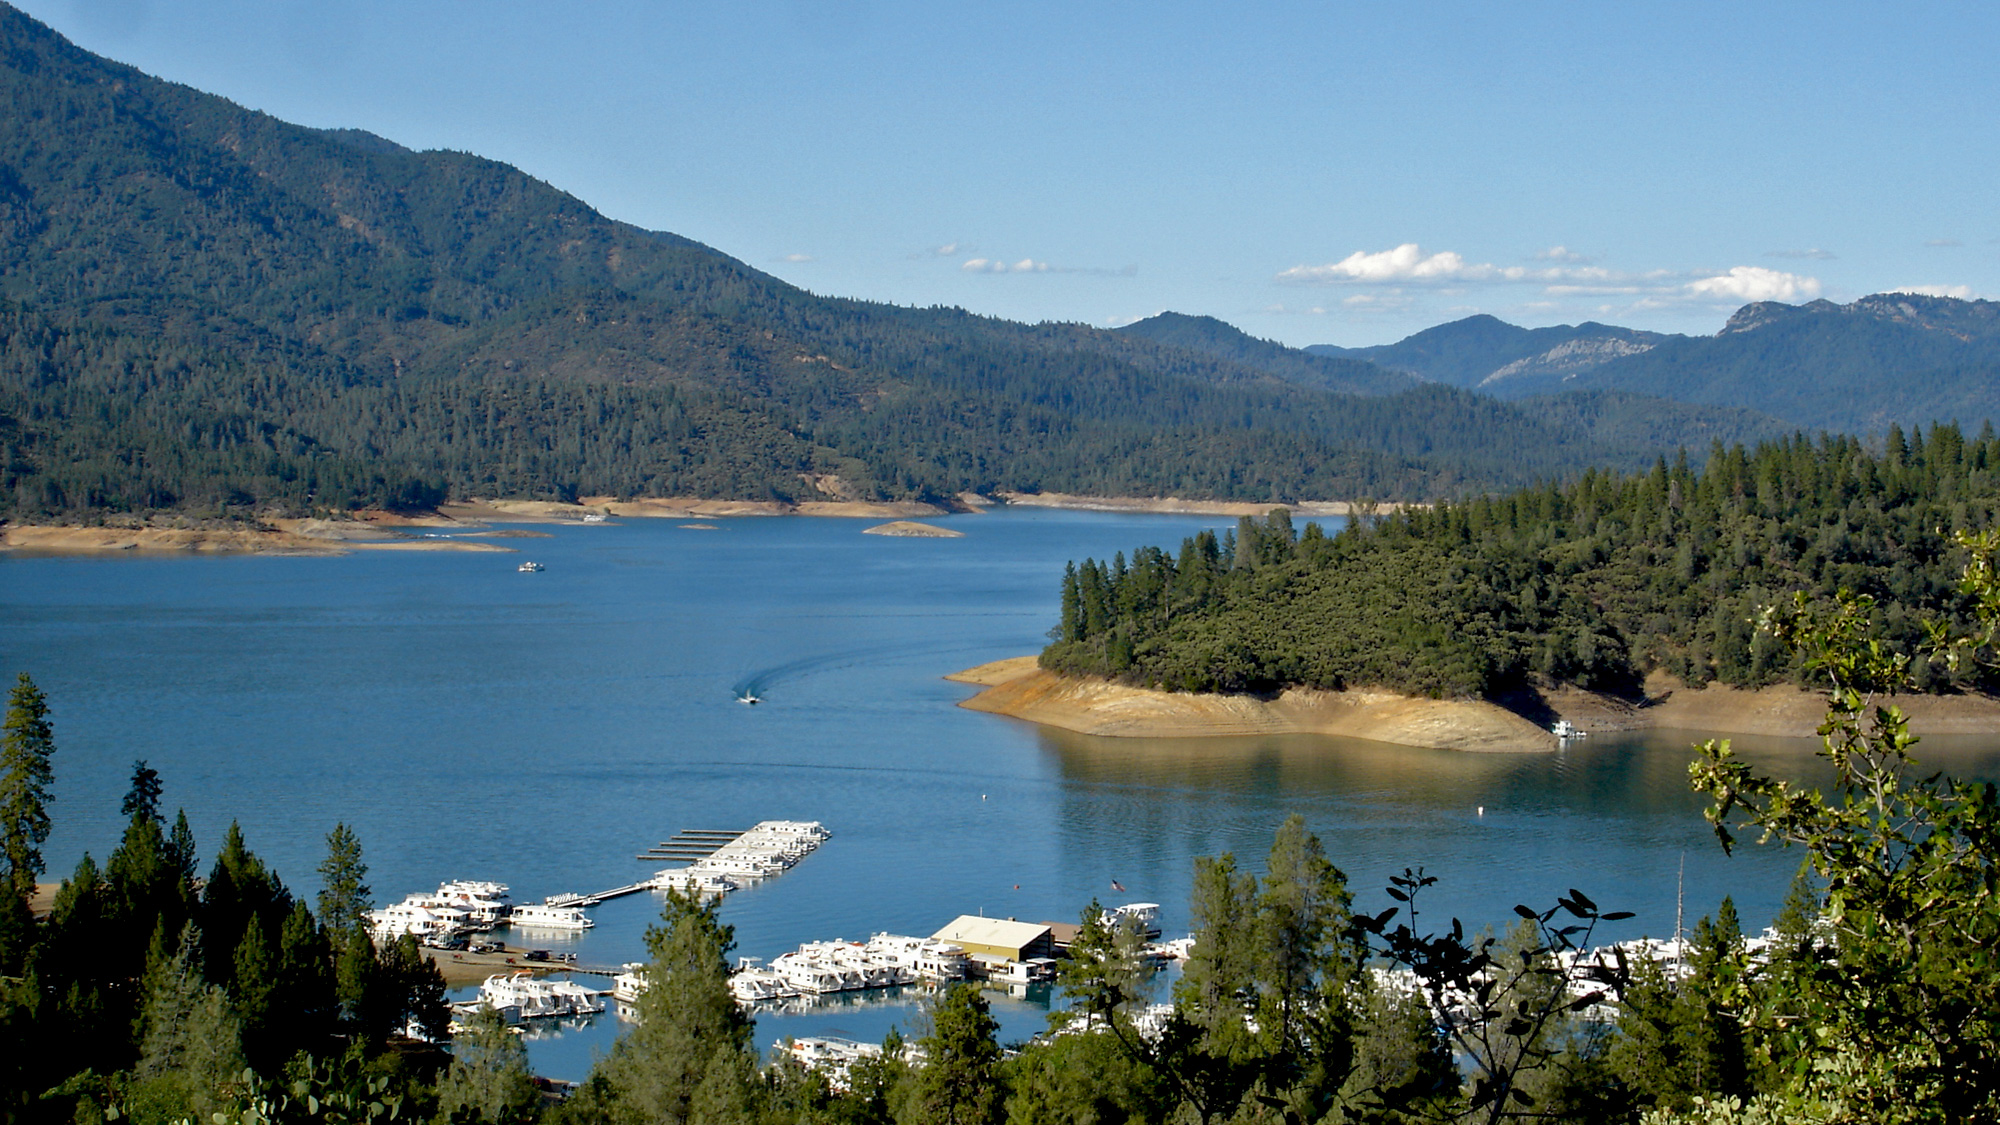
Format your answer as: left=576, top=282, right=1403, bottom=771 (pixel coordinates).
left=1043, top=424, right=2000, bottom=700
left=1307, top=315, right=1676, bottom=393
left=1310, top=294, right=2000, bottom=431
left=0, top=4, right=1791, bottom=521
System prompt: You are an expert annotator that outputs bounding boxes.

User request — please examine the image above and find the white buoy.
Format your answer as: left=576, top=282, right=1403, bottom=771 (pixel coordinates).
left=1477, top=806, right=1484, bottom=816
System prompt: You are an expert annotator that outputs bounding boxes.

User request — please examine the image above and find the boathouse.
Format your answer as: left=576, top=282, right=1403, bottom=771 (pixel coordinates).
left=930, top=916, right=1054, bottom=963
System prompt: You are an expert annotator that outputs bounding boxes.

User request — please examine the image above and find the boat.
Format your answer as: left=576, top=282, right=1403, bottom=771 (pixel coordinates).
left=738, top=693, right=760, bottom=705
left=509, top=902, right=595, bottom=930
left=477, top=972, right=605, bottom=1019
left=1552, top=718, right=1587, bottom=740
left=518, top=561, right=545, bottom=573
left=581, top=513, right=607, bottom=523
left=365, top=900, right=467, bottom=943
left=648, top=868, right=738, bottom=896
left=611, top=964, right=649, bottom=1004
left=433, top=880, right=513, bottom=924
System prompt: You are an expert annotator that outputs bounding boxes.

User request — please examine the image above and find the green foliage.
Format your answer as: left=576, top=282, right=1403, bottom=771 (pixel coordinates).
left=591, top=888, right=757, bottom=1125
left=905, top=986, right=1003, bottom=1125
left=1045, top=428, right=2000, bottom=698
left=1684, top=545, right=2000, bottom=1121
left=434, top=1006, right=538, bottom=1125
left=0, top=672, right=55, bottom=898
left=317, top=824, right=373, bottom=941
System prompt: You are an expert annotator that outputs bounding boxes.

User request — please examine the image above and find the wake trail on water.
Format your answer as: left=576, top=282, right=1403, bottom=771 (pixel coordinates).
left=729, top=639, right=1001, bottom=703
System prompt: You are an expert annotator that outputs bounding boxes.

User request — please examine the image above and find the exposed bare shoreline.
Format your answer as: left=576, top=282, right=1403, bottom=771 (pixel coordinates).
left=948, top=657, right=2000, bottom=752
left=0, top=491, right=1375, bottom=556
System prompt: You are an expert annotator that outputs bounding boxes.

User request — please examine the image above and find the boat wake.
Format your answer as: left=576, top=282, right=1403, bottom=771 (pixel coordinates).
left=730, top=641, right=973, bottom=705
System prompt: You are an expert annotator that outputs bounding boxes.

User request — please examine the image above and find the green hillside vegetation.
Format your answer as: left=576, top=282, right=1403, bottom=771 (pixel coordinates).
left=1042, top=424, right=2000, bottom=699
left=1571, top=294, right=2000, bottom=432
left=0, top=5, right=1787, bottom=521
left=1306, top=314, right=1674, bottom=390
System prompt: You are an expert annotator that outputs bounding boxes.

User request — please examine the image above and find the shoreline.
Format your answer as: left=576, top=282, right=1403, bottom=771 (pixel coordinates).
left=0, top=491, right=1383, bottom=556
left=948, top=657, right=2000, bottom=751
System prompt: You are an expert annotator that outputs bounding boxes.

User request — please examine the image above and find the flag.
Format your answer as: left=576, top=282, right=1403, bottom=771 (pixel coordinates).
left=1110, top=880, right=1125, bottom=892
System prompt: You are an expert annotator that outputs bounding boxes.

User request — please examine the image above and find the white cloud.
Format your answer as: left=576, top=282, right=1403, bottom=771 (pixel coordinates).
left=961, top=256, right=1136, bottom=278
left=1766, top=248, right=1837, bottom=260
left=776, top=253, right=815, bottom=263
left=1278, top=243, right=1484, bottom=283
left=931, top=242, right=963, bottom=256
left=1889, top=284, right=1974, bottom=299
left=1684, top=266, right=1821, bottom=303
left=962, top=257, right=1051, bottom=273
left=1277, top=243, right=1632, bottom=287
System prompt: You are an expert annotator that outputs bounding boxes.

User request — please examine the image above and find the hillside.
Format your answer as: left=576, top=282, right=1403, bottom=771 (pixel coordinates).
left=1306, top=315, right=1675, bottom=392
left=1041, top=425, right=2000, bottom=701
left=1570, top=293, right=2000, bottom=431
left=1310, top=296, right=2000, bottom=431
left=0, top=4, right=1793, bottom=521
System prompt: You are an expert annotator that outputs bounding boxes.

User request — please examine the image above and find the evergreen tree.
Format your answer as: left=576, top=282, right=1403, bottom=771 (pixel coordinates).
left=435, top=1005, right=539, bottom=1125
left=0, top=674, right=56, bottom=900
left=316, top=822, right=372, bottom=939
left=121, top=760, right=163, bottom=823
left=129, top=925, right=248, bottom=1124
left=905, top=985, right=1003, bottom=1125
left=595, top=888, right=756, bottom=1125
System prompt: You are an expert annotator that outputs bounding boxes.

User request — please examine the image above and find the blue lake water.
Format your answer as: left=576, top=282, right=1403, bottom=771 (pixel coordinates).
left=7, top=508, right=1997, bottom=1079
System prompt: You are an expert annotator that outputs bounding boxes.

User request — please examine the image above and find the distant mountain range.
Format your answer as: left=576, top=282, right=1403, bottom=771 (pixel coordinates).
left=0, top=2, right=1986, bottom=521
left=1304, top=296, right=2000, bottom=432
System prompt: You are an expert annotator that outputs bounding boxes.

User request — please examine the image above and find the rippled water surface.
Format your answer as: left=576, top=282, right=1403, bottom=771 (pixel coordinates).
left=8, top=509, right=1998, bottom=1077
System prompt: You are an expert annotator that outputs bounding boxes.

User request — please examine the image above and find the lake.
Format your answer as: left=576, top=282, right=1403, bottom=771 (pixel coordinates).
left=7, top=508, right=1995, bottom=1078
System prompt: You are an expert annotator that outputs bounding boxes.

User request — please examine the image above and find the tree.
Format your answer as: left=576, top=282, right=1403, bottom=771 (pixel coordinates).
left=121, top=760, right=162, bottom=823
left=595, top=888, right=757, bottom=1125
left=0, top=673, right=56, bottom=900
left=127, top=925, right=249, bottom=1125
left=436, top=1005, right=539, bottom=1125
left=905, top=984, right=1003, bottom=1125
left=1677, top=564, right=2000, bottom=1121
left=1254, top=813, right=1364, bottom=1120
left=317, top=823, right=372, bottom=939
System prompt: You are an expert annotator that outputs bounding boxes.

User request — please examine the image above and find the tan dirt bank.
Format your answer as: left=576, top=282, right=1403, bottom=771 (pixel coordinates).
left=0, top=524, right=513, bottom=556
left=949, top=659, right=2000, bottom=752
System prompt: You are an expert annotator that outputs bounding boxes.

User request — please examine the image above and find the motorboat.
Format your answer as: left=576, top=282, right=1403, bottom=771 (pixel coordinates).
left=509, top=902, right=595, bottom=930
left=518, top=561, right=545, bottom=573
left=477, top=972, right=604, bottom=1018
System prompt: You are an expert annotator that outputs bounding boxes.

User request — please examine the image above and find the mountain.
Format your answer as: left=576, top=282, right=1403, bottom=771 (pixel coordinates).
left=0, top=4, right=1785, bottom=521
left=1306, top=315, right=1676, bottom=393
left=1311, top=296, right=2000, bottom=432
left=1114, top=312, right=1419, bottom=395
left=1567, top=294, right=2000, bottom=431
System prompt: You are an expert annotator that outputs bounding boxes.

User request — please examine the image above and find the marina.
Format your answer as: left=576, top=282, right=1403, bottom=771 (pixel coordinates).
left=371, top=820, right=832, bottom=951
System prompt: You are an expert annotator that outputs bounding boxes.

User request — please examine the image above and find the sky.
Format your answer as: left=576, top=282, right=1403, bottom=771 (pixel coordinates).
left=16, top=0, right=1999, bottom=347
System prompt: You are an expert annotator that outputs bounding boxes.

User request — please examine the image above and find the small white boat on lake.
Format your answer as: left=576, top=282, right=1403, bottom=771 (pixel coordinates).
left=478, top=972, right=604, bottom=1018
left=509, top=902, right=595, bottom=930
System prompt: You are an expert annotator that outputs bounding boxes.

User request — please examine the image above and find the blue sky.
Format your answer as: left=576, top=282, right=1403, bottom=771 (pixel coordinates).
left=19, top=0, right=1998, bottom=346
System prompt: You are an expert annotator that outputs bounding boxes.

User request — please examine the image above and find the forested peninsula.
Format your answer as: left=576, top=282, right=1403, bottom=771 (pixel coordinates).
left=1035, top=426, right=2000, bottom=716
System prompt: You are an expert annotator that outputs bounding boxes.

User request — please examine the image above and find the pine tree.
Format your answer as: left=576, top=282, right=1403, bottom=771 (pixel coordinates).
left=596, top=888, right=756, bottom=1125
left=436, top=1005, right=539, bottom=1124
left=316, top=822, right=371, bottom=938
left=121, top=760, right=162, bottom=823
left=907, top=985, right=1003, bottom=1125
left=0, top=674, right=56, bottom=900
